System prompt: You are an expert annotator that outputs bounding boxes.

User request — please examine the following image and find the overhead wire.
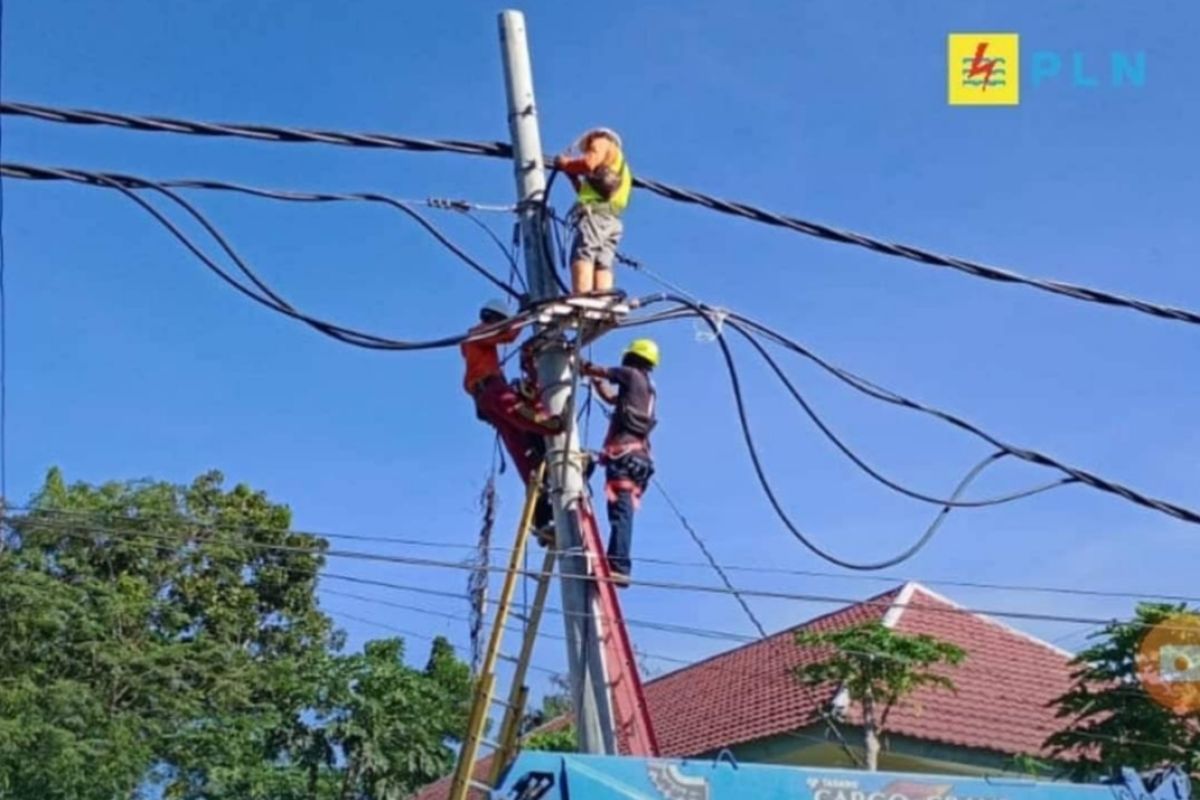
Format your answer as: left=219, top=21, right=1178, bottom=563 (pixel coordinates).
left=20, top=513, right=701, bottom=668
left=7, top=100, right=1200, bottom=329
left=1, top=163, right=538, bottom=351
left=19, top=503, right=1200, bottom=605
left=15, top=515, right=1185, bottom=709
left=16, top=511, right=1195, bottom=633
left=640, top=295, right=1076, bottom=570
left=2, top=162, right=521, bottom=301
left=652, top=478, right=767, bottom=638
left=21, top=509, right=1200, bottom=748
left=1, top=96, right=1191, bottom=755
left=727, top=307, right=1200, bottom=527
left=16, top=504, right=1200, bottom=605
left=18, top=160, right=1198, bottom=533
left=321, top=608, right=562, bottom=679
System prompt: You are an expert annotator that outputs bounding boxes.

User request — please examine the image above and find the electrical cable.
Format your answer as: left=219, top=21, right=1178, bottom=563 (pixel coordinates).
left=2, top=162, right=521, bottom=302
left=626, top=288, right=1200, bottom=536
left=9, top=166, right=535, bottom=351
left=459, top=208, right=526, bottom=293
left=27, top=516, right=700, bottom=668
left=322, top=608, right=563, bottom=678
left=8, top=100, right=1200, bottom=328
left=106, top=171, right=515, bottom=350
left=24, top=515, right=1200, bottom=717
left=652, top=478, right=767, bottom=638
left=644, top=296, right=1072, bottom=569
left=20, top=512, right=1191, bottom=632
left=726, top=308, right=1200, bottom=527
left=18, top=504, right=1200, bottom=604
left=39, top=519, right=1200, bottom=725
left=728, top=318, right=1077, bottom=509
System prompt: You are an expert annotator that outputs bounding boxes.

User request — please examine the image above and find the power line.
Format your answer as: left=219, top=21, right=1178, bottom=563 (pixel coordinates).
left=23, top=514, right=1200, bottom=730
left=18, top=512, right=1192, bottom=632
left=7, top=101, right=1200, bottom=329
left=648, top=296, right=1075, bottom=570
left=1, top=162, right=521, bottom=302
left=0, top=163, right=540, bottom=351
left=19, top=504, right=1200, bottom=605
left=0, top=100, right=512, bottom=157
left=9, top=511, right=1192, bottom=760
left=725, top=306, right=1200, bottom=528
left=321, top=608, right=562, bottom=679
left=12, top=160, right=1196, bottom=557
left=652, top=478, right=766, bottom=638
left=22, top=513, right=738, bottom=661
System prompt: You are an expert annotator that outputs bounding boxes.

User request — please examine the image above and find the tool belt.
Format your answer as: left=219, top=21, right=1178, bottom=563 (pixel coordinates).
left=470, top=373, right=505, bottom=421
left=602, top=448, right=655, bottom=507
left=470, top=373, right=504, bottom=397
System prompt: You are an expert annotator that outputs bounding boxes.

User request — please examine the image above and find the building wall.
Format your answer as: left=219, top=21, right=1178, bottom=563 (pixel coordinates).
left=705, top=724, right=1045, bottom=778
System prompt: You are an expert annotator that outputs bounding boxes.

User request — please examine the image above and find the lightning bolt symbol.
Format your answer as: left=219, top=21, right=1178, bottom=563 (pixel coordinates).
left=967, top=42, right=997, bottom=90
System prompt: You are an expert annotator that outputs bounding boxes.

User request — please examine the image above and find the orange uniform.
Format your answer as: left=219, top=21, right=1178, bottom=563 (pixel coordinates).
left=461, top=324, right=519, bottom=394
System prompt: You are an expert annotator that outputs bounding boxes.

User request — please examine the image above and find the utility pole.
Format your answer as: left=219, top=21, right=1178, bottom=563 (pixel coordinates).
left=497, top=10, right=616, bottom=754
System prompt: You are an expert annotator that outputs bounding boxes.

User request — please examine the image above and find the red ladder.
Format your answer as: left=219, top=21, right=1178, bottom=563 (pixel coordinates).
left=576, top=499, right=660, bottom=756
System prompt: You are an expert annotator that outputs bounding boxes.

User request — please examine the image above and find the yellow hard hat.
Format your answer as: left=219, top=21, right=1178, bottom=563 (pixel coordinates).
left=624, top=338, right=659, bottom=367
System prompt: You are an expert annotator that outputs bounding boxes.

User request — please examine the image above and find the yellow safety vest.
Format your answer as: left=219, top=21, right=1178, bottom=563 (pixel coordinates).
left=576, top=150, right=632, bottom=214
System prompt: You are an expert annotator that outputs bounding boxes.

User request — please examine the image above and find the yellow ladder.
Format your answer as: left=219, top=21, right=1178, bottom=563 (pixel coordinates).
left=450, top=464, right=558, bottom=799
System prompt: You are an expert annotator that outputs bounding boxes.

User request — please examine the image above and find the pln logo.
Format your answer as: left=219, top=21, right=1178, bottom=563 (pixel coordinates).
left=949, top=33, right=1019, bottom=105
left=947, top=33, right=1146, bottom=106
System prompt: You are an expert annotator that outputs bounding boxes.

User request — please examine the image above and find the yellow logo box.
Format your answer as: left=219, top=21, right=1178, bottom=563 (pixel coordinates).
left=948, top=33, right=1019, bottom=105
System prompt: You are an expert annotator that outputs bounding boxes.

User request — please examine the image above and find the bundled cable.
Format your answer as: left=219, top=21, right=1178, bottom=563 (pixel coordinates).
left=2, top=163, right=533, bottom=351
left=636, top=293, right=1200, bottom=559
left=9, top=101, right=1200, bottom=328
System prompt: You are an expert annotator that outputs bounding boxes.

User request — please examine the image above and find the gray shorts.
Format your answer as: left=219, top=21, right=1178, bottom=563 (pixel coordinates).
left=570, top=207, right=624, bottom=270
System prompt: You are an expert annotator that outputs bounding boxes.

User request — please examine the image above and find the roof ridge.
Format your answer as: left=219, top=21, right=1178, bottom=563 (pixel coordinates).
left=644, top=583, right=908, bottom=686
left=881, top=581, right=919, bottom=629
left=903, top=582, right=1077, bottom=659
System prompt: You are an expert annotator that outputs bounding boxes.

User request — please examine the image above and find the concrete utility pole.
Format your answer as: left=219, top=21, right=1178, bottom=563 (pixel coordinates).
left=497, top=10, right=616, bottom=754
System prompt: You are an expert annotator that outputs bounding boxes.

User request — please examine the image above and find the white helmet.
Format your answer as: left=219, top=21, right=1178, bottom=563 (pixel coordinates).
left=577, top=127, right=622, bottom=151
left=480, top=298, right=509, bottom=320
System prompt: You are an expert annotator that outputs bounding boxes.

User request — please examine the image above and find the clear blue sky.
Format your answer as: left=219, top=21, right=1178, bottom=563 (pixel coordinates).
left=3, top=0, right=1198, bottom=695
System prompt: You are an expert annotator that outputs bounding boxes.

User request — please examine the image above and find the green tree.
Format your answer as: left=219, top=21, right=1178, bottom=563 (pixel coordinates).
left=1045, top=603, right=1200, bottom=787
left=519, top=674, right=576, bottom=753
left=523, top=725, right=577, bottom=753
left=0, top=468, right=473, bottom=800
left=794, top=622, right=966, bottom=771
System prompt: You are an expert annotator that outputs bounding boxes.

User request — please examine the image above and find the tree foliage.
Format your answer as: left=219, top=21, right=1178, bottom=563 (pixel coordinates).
left=1046, top=603, right=1200, bottom=785
left=795, top=621, right=966, bottom=771
left=0, top=468, right=472, bottom=800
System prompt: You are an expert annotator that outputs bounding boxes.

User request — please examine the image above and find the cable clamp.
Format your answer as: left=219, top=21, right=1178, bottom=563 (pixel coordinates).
left=695, top=307, right=729, bottom=342
left=427, top=197, right=470, bottom=212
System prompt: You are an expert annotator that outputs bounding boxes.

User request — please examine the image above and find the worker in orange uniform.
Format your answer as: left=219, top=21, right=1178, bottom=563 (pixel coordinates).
left=463, top=299, right=563, bottom=529
left=554, top=127, right=632, bottom=295
left=581, top=338, right=659, bottom=587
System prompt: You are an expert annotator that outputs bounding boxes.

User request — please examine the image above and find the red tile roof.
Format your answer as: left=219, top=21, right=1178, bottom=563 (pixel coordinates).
left=860, top=582, right=1075, bottom=757
left=645, top=584, right=902, bottom=756
left=415, top=582, right=1076, bottom=799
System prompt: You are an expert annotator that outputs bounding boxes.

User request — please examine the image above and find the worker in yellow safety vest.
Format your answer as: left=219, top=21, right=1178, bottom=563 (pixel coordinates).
left=554, top=127, right=632, bottom=295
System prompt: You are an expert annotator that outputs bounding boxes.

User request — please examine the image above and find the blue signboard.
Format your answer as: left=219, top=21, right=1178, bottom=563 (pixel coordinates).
left=494, top=753, right=1192, bottom=800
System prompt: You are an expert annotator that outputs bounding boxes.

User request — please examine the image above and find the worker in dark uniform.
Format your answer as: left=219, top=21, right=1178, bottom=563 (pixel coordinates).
left=462, top=300, right=561, bottom=530
left=581, top=338, right=659, bottom=587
